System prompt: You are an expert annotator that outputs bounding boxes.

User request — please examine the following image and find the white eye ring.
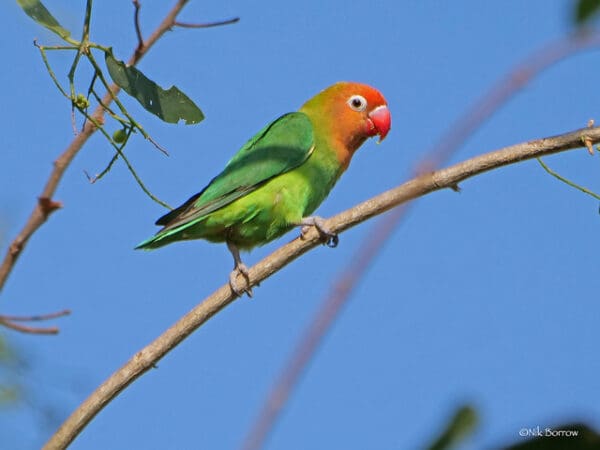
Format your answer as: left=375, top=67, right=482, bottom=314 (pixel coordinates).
left=347, top=94, right=367, bottom=112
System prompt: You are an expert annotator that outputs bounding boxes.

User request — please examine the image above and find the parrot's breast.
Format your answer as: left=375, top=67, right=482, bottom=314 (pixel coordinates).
left=200, top=153, right=341, bottom=249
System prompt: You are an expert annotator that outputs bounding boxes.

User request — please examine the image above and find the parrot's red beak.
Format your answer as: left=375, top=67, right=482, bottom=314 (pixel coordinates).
left=367, top=105, right=391, bottom=142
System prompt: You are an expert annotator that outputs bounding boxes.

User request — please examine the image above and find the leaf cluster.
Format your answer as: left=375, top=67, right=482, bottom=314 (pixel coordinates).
left=17, top=0, right=204, bottom=208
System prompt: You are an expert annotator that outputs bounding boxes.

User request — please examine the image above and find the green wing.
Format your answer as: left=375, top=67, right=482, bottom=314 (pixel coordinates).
left=155, top=112, right=314, bottom=232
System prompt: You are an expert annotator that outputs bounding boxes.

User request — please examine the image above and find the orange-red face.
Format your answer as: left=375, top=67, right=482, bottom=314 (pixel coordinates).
left=301, top=82, right=391, bottom=154
left=341, top=83, right=391, bottom=142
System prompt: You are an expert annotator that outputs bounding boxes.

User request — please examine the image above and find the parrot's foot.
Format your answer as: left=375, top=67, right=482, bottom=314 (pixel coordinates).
left=227, top=241, right=253, bottom=297
left=299, top=216, right=339, bottom=248
left=229, top=263, right=252, bottom=297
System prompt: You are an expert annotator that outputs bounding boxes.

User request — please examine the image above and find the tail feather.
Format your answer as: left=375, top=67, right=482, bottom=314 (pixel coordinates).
left=135, top=227, right=186, bottom=250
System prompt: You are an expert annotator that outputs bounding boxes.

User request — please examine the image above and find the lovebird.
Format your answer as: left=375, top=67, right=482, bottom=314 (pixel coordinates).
left=137, top=82, right=391, bottom=295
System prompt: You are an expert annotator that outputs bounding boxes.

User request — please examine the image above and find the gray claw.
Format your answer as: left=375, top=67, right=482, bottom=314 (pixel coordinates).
left=299, top=216, right=339, bottom=248
left=229, top=263, right=252, bottom=297
left=226, top=241, right=253, bottom=297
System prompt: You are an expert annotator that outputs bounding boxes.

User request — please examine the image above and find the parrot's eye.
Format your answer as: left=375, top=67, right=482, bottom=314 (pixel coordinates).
left=347, top=95, right=367, bottom=112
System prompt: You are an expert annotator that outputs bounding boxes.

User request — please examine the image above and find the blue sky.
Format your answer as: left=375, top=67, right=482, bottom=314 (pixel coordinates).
left=1, top=1, right=600, bottom=449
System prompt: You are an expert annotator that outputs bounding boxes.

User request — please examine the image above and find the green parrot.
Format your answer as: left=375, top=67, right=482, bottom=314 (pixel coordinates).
left=137, top=82, right=391, bottom=295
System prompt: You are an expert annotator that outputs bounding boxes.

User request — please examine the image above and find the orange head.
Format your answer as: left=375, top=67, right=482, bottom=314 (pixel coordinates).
left=300, top=82, right=391, bottom=166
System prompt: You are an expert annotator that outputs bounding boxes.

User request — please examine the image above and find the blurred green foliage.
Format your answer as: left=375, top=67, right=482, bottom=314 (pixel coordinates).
left=575, top=0, right=600, bottom=24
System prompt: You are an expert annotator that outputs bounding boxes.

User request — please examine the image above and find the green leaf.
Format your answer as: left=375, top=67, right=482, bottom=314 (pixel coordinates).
left=16, top=0, right=71, bottom=39
left=575, top=0, right=600, bottom=25
left=105, top=52, right=204, bottom=125
left=426, top=405, right=478, bottom=450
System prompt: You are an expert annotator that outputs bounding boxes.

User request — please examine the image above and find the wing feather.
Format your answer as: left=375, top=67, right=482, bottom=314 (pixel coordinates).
left=156, top=112, right=314, bottom=232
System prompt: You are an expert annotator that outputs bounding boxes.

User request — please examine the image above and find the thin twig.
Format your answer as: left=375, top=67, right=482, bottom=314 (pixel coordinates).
left=0, top=0, right=191, bottom=294
left=85, top=155, right=118, bottom=183
left=81, top=72, right=99, bottom=132
left=0, top=318, right=59, bottom=335
left=0, top=309, right=71, bottom=322
left=88, top=88, right=127, bottom=124
left=133, top=0, right=144, bottom=61
left=241, top=30, right=600, bottom=450
left=77, top=100, right=172, bottom=209
left=145, top=134, right=170, bottom=156
left=85, top=128, right=133, bottom=183
left=537, top=157, right=600, bottom=201
left=66, top=0, right=93, bottom=102
left=34, top=41, right=71, bottom=99
left=0, top=309, right=70, bottom=334
left=174, top=17, right=240, bottom=28
left=38, top=45, right=80, bottom=51
left=44, top=125, right=600, bottom=450
left=133, top=1, right=144, bottom=47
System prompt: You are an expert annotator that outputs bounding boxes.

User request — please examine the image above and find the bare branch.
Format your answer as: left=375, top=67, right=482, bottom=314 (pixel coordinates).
left=0, top=0, right=191, bottom=295
left=44, top=125, right=600, bottom=450
left=0, top=317, right=59, bottom=335
left=174, top=17, right=240, bottom=29
left=132, top=0, right=144, bottom=61
left=0, top=305, right=70, bottom=333
left=1, top=309, right=71, bottom=322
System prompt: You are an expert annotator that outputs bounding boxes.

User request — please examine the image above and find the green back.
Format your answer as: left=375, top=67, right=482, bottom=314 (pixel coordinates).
left=156, top=112, right=314, bottom=231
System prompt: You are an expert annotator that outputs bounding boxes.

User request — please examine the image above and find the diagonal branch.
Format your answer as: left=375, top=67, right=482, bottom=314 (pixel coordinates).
left=44, top=125, right=600, bottom=450
left=0, top=0, right=191, bottom=295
